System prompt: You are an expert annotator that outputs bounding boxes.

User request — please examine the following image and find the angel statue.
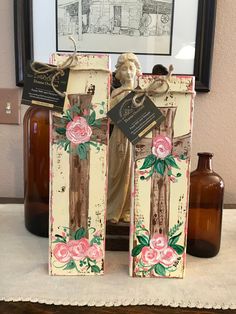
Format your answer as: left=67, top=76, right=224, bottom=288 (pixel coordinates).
left=107, top=53, right=142, bottom=223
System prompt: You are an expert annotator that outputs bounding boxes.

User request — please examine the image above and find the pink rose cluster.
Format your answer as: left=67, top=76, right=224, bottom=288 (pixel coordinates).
left=152, top=135, right=172, bottom=159
left=53, top=238, right=103, bottom=263
left=141, top=234, right=177, bottom=267
left=66, top=116, right=92, bottom=145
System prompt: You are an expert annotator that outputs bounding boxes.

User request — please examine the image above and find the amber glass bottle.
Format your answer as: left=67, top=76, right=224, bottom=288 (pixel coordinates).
left=187, top=153, right=224, bottom=257
left=23, top=107, right=49, bottom=237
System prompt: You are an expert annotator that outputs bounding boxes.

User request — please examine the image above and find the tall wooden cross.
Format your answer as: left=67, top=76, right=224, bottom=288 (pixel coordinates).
left=53, top=93, right=108, bottom=237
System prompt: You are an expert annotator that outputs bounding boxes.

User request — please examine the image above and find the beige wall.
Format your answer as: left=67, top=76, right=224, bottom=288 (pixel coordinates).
left=0, top=0, right=24, bottom=198
left=0, top=0, right=235, bottom=203
left=191, top=0, right=236, bottom=203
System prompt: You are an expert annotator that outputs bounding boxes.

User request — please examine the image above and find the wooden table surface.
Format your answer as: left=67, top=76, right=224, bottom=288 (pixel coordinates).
left=0, top=302, right=235, bottom=314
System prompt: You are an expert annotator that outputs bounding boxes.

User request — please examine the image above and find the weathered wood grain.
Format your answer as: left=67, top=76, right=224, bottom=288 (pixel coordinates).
left=150, top=107, right=176, bottom=236
left=68, top=94, right=92, bottom=234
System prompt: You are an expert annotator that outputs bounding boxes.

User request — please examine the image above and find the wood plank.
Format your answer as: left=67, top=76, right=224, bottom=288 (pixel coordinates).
left=150, top=107, right=176, bottom=236
left=67, top=94, right=92, bottom=234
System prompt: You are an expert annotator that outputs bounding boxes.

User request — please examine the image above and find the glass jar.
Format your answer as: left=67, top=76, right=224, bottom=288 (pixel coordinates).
left=23, top=106, right=49, bottom=237
left=187, top=152, right=224, bottom=257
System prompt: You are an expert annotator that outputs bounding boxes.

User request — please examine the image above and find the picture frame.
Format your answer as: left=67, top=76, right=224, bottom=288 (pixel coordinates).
left=56, top=0, right=175, bottom=56
left=14, top=0, right=216, bottom=91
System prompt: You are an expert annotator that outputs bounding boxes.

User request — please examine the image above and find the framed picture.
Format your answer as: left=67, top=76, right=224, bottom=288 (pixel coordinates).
left=14, top=0, right=217, bottom=92
left=56, top=0, right=175, bottom=56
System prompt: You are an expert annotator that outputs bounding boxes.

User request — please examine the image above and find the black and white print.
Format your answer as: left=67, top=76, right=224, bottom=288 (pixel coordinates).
left=56, top=0, right=174, bottom=55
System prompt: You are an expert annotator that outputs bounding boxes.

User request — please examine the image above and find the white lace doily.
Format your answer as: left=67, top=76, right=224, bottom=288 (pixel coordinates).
left=0, top=204, right=235, bottom=309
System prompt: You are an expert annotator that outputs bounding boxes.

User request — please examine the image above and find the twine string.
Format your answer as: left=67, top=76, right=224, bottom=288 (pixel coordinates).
left=132, top=78, right=169, bottom=107
left=112, top=64, right=195, bottom=105
left=30, top=36, right=78, bottom=97
left=113, top=64, right=173, bottom=107
left=30, top=36, right=110, bottom=98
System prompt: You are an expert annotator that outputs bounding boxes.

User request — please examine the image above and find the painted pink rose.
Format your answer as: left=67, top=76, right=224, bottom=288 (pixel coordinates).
left=68, top=238, right=90, bottom=260
left=141, top=246, right=160, bottom=265
left=152, top=135, right=172, bottom=159
left=86, top=244, right=103, bottom=261
left=66, top=116, right=92, bottom=144
left=160, top=247, right=177, bottom=266
left=53, top=243, right=71, bottom=263
left=150, top=234, right=168, bottom=251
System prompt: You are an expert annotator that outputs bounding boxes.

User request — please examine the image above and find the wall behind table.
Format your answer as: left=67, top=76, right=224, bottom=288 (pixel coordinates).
left=0, top=0, right=25, bottom=198
left=0, top=0, right=235, bottom=203
left=191, top=0, right=236, bottom=203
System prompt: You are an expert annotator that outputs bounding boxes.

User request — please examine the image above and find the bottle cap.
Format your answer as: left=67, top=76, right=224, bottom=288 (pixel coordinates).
left=197, top=152, right=214, bottom=157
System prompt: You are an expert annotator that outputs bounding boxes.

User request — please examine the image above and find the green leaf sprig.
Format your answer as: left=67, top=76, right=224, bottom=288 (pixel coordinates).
left=140, top=153, right=182, bottom=181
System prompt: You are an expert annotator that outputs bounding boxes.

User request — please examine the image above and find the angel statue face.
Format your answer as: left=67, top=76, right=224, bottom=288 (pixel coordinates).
left=118, top=60, right=136, bottom=85
left=115, top=53, right=142, bottom=86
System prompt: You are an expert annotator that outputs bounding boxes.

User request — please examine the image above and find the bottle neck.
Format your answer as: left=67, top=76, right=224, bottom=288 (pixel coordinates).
left=197, top=153, right=213, bottom=171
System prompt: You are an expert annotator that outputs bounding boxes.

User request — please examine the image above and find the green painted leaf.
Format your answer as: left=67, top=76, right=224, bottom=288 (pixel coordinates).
left=93, top=119, right=101, bottom=127
left=56, top=127, right=66, bottom=135
left=140, top=154, right=156, bottom=170
left=84, top=142, right=90, bottom=150
left=91, top=265, right=101, bottom=273
left=168, top=233, right=181, bottom=246
left=62, top=115, right=71, bottom=122
left=64, top=140, right=70, bottom=152
left=180, top=154, right=187, bottom=160
left=63, top=260, right=76, bottom=270
left=65, top=109, right=72, bottom=121
left=137, top=235, right=149, bottom=246
left=131, top=244, right=144, bottom=257
left=176, top=173, right=182, bottom=177
left=168, top=221, right=183, bottom=237
left=71, top=105, right=81, bottom=114
left=154, top=159, right=166, bottom=176
left=87, top=141, right=97, bottom=148
left=90, top=236, right=101, bottom=245
left=167, top=169, right=172, bottom=176
left=155, top=263, right=166, bottom=276
left=171, top=244, right=184, bottom=255
left=88, top=111, right=96, bottom=125
left=54, top=234, right=66, bottom=243
left=99, top=110, right=104, bottom=114
left=165, top=155, right=179, bottom=169
left=57, top=139, right=66, bottom=146
left=139, top=166, right=155, bottom=180
left=74, top=227, right=86, bottom=240
left=77, top=144, right=87, bottom=160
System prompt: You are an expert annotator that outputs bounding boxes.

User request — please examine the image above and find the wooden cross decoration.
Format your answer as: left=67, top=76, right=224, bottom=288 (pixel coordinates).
left=52, top=93, right=108, bottom=237
left=134, top=107, right=191, bottom=238
left=130, top=75, right=195, bottom=278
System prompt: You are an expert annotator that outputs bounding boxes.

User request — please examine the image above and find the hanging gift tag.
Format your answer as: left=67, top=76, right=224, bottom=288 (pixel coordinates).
left=22, top=61, right=69, bottom=112
left=107, top=90, right=165, bottom=144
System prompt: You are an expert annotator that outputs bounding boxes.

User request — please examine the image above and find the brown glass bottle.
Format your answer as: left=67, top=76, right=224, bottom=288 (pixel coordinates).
left=187, top=153, right=224, bottom=257
left=23, top=107, right=49, bottom=237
